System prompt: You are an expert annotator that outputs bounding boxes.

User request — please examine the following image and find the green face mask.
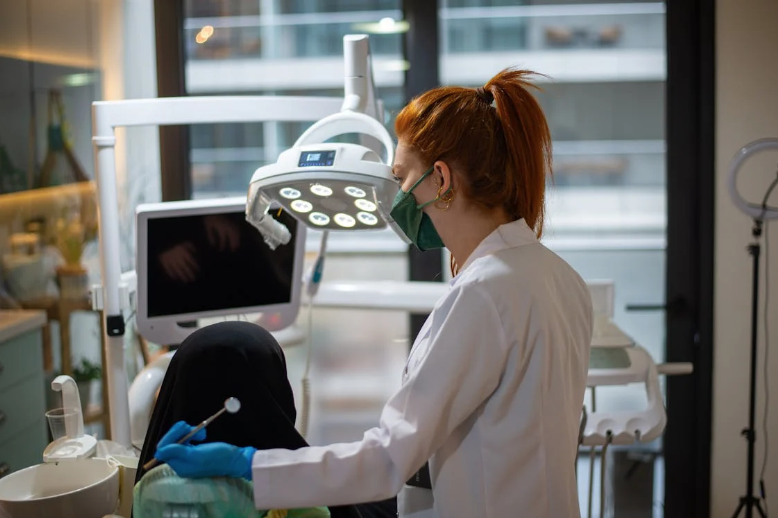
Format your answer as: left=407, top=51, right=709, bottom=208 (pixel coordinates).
left=389, top=167, right=450, bottom=251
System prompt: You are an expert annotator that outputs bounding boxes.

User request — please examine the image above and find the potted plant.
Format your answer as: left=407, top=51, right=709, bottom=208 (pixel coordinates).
left=54, top=204, right=98, bottom=299
left=72, top=357, right=101, bottom=410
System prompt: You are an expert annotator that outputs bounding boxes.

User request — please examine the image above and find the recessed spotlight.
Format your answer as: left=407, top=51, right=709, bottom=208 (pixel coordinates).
left=355, top=199, right=377, bottom=212
left=290, top=199, right=313, bottom=213
left=309, top=212, right=330, bottom=226
left=334, top=213, right=356, bottom=228
left=310, top=184, right=333, bottom=197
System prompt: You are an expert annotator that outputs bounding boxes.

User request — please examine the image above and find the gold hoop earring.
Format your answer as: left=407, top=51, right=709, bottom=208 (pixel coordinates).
left=434, top=186, right=454, bottom=211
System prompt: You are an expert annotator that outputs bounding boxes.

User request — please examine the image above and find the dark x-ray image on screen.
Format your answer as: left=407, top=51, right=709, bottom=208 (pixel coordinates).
left=146, top=208, right=298, bottom=318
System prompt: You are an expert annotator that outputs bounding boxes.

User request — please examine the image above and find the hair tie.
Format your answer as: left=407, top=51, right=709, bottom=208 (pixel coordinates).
left=475, top=86, right=494, bottom=106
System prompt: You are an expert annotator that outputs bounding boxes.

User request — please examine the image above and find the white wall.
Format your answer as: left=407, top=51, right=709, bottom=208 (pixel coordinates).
left=713, top=0, right=778, bottom=515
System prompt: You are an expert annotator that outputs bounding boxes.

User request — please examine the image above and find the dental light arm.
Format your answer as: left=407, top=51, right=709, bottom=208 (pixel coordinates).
left=342, top=34, right=382, bottom=122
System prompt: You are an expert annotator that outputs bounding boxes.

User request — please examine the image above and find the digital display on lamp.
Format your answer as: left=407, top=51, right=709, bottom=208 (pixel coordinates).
left=299, top=150, right=336, bottom=167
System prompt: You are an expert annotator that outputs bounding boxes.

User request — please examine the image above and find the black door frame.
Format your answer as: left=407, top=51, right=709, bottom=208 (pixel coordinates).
left=155, top=1, right=716, bottom=514
left=664, top=0, right=715, bottom=516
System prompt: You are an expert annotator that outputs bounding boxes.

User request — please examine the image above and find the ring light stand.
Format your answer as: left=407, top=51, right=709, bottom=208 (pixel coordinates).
left=727, top=137, right=778, bottom=518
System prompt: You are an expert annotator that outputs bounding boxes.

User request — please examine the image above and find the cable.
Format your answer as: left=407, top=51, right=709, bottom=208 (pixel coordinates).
left=298, top=231, right=329, bottom=438
left=298, top=296, right=314, bottom=438
left=124, top=310, right=136, bottom=325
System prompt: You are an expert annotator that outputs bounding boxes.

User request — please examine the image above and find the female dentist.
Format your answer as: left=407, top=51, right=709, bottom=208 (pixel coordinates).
left=154, top=67, right=594, bottom=518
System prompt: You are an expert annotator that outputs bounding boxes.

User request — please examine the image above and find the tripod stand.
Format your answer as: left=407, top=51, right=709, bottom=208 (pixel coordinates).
left=731, top=219, right=768, bottom=518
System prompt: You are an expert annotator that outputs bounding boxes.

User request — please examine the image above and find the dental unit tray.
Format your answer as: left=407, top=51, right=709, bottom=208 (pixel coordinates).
left=582, top=345, right=692, bottom=446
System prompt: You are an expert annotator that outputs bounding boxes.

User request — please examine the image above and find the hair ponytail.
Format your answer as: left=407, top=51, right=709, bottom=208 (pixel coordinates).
left=395, top=67, right=553, bottom=237
left=483, top=69, right=552, bottom=237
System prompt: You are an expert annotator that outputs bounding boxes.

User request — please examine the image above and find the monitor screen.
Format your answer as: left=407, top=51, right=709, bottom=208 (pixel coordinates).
left=145, top=208, right=298, bottom=318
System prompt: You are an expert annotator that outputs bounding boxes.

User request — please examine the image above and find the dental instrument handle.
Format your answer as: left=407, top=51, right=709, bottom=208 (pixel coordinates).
left=142, top=407, right=228, bottom=471
left=178, top=407, right=228, bottom=444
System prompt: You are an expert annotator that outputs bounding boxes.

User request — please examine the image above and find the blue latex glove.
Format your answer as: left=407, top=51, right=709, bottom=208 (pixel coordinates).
left=157, top=420, right=207, bottom=448
left=154, top=421, right=256, bottom=480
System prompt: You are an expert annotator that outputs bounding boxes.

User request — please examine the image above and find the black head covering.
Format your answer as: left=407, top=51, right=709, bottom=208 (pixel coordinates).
left=135, top=321, right=371, bottom=518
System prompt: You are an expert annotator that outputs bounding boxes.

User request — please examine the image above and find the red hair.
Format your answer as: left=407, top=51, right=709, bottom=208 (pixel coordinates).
left=394, top=68, right=552, bottom=238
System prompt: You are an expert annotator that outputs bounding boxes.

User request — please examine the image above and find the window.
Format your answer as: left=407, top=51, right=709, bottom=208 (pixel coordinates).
left=439, top=1, right=667, bottom=514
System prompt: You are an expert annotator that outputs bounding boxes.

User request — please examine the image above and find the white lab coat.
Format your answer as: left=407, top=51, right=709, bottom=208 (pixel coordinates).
left=251, top=218, right=593, bottom=517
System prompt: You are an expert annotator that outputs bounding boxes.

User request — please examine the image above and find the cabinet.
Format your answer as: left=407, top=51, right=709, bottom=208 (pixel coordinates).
left=0, top=311, right=48, bottom=479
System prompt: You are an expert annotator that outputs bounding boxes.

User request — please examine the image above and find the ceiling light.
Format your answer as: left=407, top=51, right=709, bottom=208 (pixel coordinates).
left=352, top=18, right=410, bottom=35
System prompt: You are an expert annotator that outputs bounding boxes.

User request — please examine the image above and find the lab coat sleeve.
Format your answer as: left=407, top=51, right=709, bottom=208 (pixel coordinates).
left=251, top=283, right=510, bottom=509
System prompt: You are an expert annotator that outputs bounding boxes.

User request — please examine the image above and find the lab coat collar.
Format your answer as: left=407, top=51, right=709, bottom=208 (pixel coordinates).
left=450, top=218, right=538, bottom=286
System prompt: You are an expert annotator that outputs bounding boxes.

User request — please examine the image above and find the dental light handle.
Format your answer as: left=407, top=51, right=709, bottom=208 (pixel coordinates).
left=257, top=213, right=292, bottom=250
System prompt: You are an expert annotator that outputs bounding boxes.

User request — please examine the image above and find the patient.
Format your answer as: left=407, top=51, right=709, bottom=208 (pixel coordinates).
left=135, top=320, right=397, bottom=518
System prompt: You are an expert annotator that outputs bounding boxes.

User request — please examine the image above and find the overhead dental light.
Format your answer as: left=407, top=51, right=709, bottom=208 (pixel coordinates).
left=245, top=34, right=408, bottom=249
left=246, top=111, right=400, bottom=242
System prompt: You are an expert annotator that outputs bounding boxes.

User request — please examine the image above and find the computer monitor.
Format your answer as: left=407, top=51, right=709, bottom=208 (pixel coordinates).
left=136, top=197, right=305, bottom=345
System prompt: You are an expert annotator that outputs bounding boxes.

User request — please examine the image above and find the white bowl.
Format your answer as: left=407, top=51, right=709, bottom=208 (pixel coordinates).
left=0, top=458, right=119, bottom=518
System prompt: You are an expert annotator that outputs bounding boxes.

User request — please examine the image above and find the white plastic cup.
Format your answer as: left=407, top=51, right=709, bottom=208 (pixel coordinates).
left=46, top=407, right=81, bottom=440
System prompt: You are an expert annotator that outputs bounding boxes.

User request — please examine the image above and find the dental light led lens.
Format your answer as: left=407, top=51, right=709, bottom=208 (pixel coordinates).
left=279, top=187, right=301, bottom=199
left=334, top=213, right=356, bottom=228
left=345, top=186, right=366, bottom=198
left=357, top=212, right=378, bottom=226
left=309, top=212, right=330, bottom=226
left=291, top=200, right=313, bottom=213
left=310, top=184, right=333, bottom=197
left=355, top=199, right=377, bottom=212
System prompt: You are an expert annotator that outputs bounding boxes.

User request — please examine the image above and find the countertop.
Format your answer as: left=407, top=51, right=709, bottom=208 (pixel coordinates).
left=0, top=310, right=47, bottom=343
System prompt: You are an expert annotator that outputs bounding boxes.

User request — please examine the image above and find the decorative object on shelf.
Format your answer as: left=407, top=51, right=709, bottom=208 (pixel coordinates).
left=38, top=90, right=90, bottom=189
left=72, top=357, right=102, bottom=411
left=54, top=205, right=97, bottom=300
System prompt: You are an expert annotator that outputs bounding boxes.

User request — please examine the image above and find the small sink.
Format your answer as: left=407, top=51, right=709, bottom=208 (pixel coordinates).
left=0, top=458, right=119, bottom=518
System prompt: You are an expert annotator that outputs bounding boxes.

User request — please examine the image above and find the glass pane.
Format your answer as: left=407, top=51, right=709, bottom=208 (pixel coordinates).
left=182, top=1, right=408, bottom=447
left=439, top=1, right=666, bottom=515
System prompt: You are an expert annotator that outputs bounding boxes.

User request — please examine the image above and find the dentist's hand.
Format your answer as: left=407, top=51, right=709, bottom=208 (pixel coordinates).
left=154, top=421, right=256, bottom=480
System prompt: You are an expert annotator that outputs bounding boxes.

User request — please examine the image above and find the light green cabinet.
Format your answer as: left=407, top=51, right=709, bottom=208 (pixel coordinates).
left=0, top=314, right=48, bottom=480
